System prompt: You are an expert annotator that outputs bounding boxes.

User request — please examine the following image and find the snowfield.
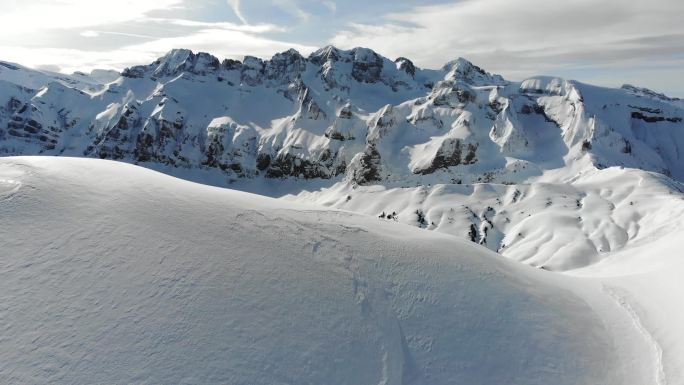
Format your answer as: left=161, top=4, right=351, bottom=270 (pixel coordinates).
left=292, top=165, right=684, bottom=271
left=2, top=47, right=683, bottom=274
left=1, top=156, right=682, bottom=384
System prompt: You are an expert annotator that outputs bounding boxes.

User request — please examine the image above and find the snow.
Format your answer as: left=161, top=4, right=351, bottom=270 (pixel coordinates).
left=294, top=165, right=684, bottom=270
left=0, top=60, right=114, bottom=94
left=1, top=46, right=684, bottom=383
left=0, top=48, right=682, bottom=268
left=1, top=156, right=680, bottom=384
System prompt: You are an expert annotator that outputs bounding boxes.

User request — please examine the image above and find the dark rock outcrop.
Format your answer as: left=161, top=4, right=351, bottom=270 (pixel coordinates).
left=416, top=139, right=478, bottom=175
left=349, top=145, right=382, bottom=184
left=395, top=57, right=416, bottom=77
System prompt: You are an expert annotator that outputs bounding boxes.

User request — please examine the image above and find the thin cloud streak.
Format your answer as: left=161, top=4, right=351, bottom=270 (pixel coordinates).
left=227, top=0, right=249, bottom=24
left=273, top=0, right=313, bottom=23
left=80, top=31, right=159, bottom=40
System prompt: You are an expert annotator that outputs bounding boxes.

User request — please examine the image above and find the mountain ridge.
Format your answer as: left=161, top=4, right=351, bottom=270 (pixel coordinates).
left=1, top=46, right=681, bottom=182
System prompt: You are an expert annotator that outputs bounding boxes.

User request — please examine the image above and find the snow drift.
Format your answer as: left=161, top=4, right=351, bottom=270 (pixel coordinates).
left=0, top=156, right=667, bottom=385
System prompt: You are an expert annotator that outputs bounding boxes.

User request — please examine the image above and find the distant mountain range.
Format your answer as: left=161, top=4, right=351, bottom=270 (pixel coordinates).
left=1, top=46, right=683, bottom=270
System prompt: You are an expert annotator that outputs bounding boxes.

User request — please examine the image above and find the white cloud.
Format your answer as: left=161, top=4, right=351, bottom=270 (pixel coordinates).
left=80, top=30, right=158, bottom=39
left=80, top=31, right=100, bottom=38
left=0, top=0, right=313, bottom=74
left=330, top=0, right=684, bottom=79
left=2, top=0, right=681, bottom=96
left=322, top=1, right=337, bottom=14
left=123, top=28, right=317, bottom=62
left=0, top=46, right=154, bottom=73
left=0, top=28, right=317, bottom=74
left=148, top=18, right=286, bottom=34
left=227, top=0, right=248, bottom=24
left=272, top=0, right=313, bottom=23
left=0, top=0, right=184, bottom=36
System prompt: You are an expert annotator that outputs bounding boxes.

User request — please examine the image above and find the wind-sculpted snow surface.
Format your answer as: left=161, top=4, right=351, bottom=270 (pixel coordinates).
left=0, top=47, right=683, bottom=270
left=0, top=157, right=612, bottom=384
left=295, top=166, right=684, bottom=271
left=2, top=156, right=682, bottom=384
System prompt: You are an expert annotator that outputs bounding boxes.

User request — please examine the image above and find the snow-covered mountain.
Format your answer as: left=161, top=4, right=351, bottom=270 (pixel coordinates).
left=1, top=47, right=683, bottom=271
left=1, top=156, right=682, bottom=384
left=2, top=47, right=684, bottom=384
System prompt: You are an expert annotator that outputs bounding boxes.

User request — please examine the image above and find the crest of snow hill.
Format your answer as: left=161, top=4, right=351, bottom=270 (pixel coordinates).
left=1, top=47, right=683, bottom=269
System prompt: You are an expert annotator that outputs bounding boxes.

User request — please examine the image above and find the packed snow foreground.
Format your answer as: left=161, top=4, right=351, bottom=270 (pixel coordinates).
left=1, top=157, right=683, bottom=384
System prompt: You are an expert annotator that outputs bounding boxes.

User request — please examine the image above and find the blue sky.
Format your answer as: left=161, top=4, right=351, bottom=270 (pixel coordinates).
left=0, top=0, right=682, bottom=96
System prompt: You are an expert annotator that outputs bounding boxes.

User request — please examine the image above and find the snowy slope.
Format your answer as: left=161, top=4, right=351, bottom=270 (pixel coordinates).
left=293, top=165, right=684, bottom=271
left=0, top=156, right=679, bottom=385
left=0, top=47, right=681, bottom=184
left=0, top=60, right=117, bottom=93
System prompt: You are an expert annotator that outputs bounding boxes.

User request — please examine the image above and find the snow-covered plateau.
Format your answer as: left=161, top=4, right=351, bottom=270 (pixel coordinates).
left=1, top=47, right=683, bottom=384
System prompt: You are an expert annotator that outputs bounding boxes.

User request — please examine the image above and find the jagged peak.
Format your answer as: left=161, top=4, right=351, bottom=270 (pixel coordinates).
left=440, top=57, right=506, bottom=86
left=394, top=57, right=416, bottom=77
left=308, top=45, right=344, bottom=64
left=442, top=58, right=489, bottom=81
left=350, top=47, right=382, bottom=61
left=118, top=46, right=512, bottom=89
left=518, top=77, right=584, bottom=102
left=242, top=56, right=264, bottom=67
left=159, top=48, right=194, bottom=63
left=158, top=49, right=219, bottom=76
left=441, top=57, right=478, bottom=72
left=308, top=45, right=384, bottom=64
left=121, top=49, right=222, bottom=78
left=268, top=49, right=305, bottom=68
left=274, top=48, right=304, bottom=59
left=125, top=47, right=501, bottom=84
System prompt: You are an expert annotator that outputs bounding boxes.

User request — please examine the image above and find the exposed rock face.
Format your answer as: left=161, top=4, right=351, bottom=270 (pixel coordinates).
left=123, top=49, right=222, bottom=79
left=338, top=103, right=353, bottom=119
left=4, top=83, right=86, bottom=152
left=241, top=56, right=266, bottom=86
left=348, top=145, right=382, bottom=185
left=266, top=49, right=306, bottom=84
left=395, top=57, right=416, bottom=77
left=366, top=104, right=396, bottom=144
left=265, top=150, right=343, bottom=179
left=630, top=111, right=682, bottom=123
left=90, top=103, right=142, bottom=159
left=429, top=81, right=477, bottom=107
left=1, top=46, right=683, bottom=184
left=298, top=87, right=327, bottom=120
left=351, top=48, right=384, bottom=83
left=202, top=118, right=258, bottom=176
left=416, top=139, right=478, bottom=175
